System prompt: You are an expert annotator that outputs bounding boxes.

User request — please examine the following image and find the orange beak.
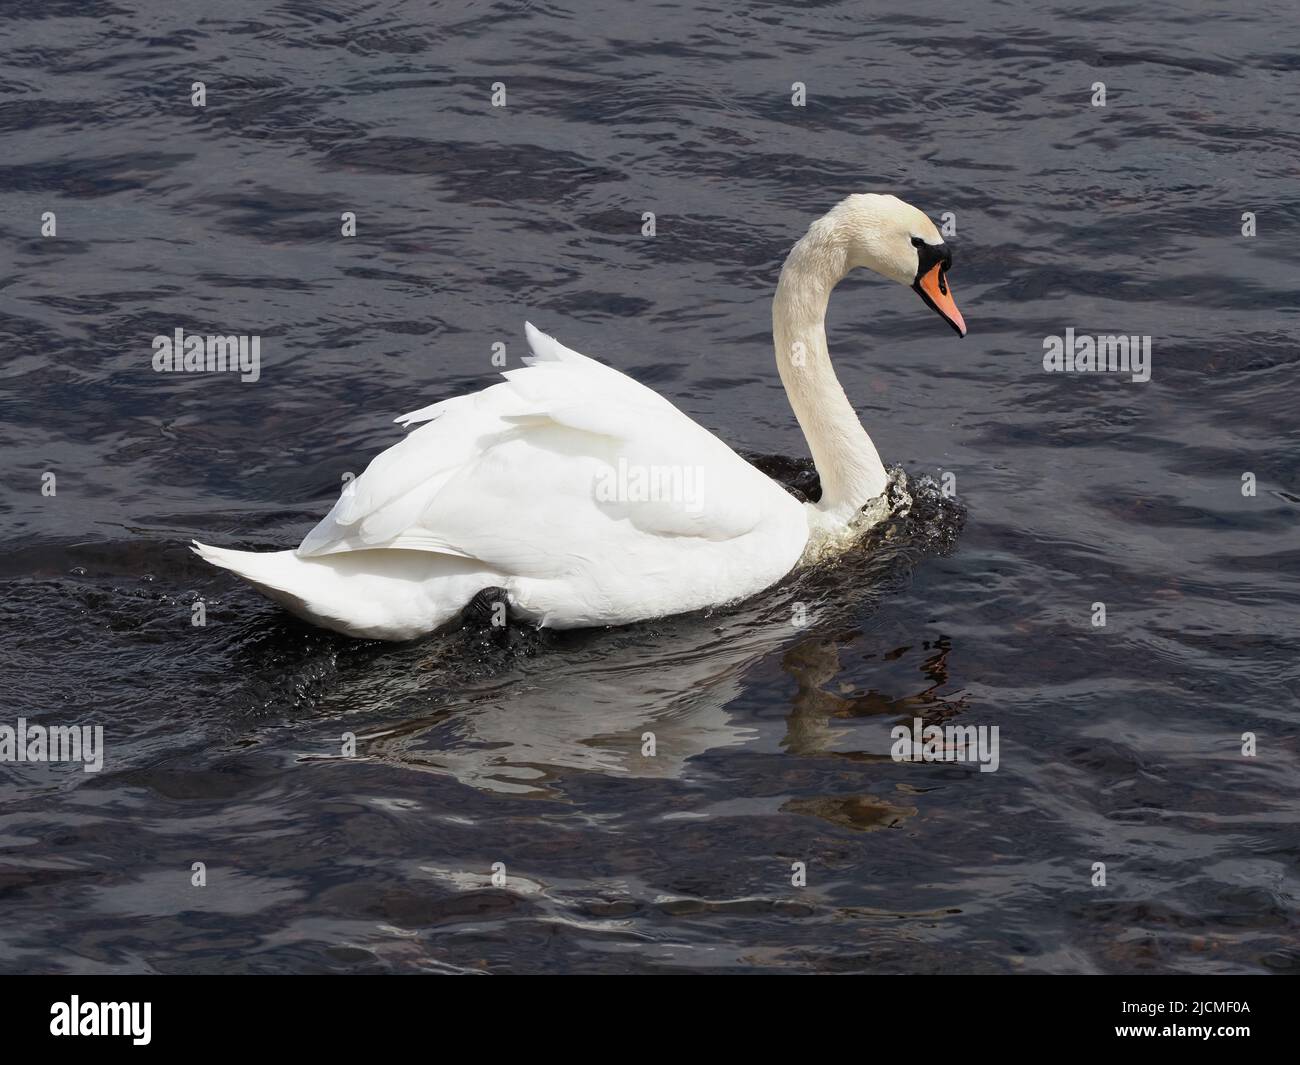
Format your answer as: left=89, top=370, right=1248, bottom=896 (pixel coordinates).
left=913, top=263, right=967, bottom=337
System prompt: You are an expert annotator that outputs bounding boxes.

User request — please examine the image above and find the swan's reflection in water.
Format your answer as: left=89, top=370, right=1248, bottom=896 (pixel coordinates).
left=360, top=602, right=800, bottom=794
left=781, top=634, right=966, bottom=759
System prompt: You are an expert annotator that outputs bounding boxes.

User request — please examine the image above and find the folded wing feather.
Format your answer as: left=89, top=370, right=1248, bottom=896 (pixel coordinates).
left=295, top=324, right=780, bottom=571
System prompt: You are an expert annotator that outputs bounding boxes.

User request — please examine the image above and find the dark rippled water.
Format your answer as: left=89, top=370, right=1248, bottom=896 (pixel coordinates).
left=2, top=0, right=1297, bottom=974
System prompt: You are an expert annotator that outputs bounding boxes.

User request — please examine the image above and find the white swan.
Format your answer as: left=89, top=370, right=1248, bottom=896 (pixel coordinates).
left=194, top=193, right=966, bottom=640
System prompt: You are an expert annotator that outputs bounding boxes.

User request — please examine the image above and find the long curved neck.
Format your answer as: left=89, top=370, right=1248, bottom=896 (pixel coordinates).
left=772, top=226, right=887, bottom=517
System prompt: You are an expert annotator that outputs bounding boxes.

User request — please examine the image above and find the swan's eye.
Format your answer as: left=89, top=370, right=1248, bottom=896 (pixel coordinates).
left=911, top=236, right=926, bottom=249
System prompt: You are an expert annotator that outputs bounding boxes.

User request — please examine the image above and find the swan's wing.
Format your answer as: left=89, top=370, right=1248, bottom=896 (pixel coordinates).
left=295, top=324, right=788, bottom=572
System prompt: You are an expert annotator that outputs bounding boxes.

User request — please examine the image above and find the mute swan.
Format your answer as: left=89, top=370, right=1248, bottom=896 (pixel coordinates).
left=194, top=193, right=966, bottom=640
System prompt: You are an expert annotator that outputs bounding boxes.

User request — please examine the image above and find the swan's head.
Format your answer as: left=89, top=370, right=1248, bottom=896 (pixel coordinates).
left=825, top=193, right=967, bottom=337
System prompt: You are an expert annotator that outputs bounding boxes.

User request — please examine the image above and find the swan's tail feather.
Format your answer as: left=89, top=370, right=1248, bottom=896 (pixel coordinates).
left=190, top=540, right=483, bottom=641
left=190, top=540, right=338, bottom=630
left=191, top=541, right=304, bottom=597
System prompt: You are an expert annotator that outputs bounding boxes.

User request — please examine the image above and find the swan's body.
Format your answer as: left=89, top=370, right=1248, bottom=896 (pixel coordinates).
left=194, top=194, right=966, bottom=640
